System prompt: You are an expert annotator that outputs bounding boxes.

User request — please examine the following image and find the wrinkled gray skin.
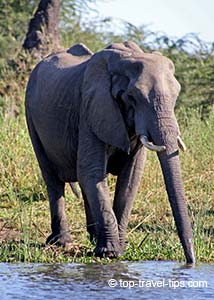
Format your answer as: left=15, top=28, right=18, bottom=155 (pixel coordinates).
left=25, top=41, right=195, bottom=264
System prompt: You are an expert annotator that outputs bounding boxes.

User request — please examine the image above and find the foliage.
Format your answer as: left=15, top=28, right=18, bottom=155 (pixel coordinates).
left=1, top=1, right=214, bottom=113
left=0, top=0, right=38, bottom=62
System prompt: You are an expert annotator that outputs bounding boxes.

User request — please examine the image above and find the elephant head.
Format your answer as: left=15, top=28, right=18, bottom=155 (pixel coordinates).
left=82, top=41, right=195, bottom=264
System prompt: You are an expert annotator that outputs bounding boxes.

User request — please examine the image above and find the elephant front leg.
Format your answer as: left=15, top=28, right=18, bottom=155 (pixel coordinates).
left=113, top=147, right=147, bottom=251
left=79, top=177, right=120, bottom=257
left=46, top=181, right=71, bottom=246
left=77, top=125, right=120, bottom=257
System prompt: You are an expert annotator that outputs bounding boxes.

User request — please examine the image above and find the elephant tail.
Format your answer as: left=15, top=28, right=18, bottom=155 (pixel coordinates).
left=69, top=182, right=80, bottom=199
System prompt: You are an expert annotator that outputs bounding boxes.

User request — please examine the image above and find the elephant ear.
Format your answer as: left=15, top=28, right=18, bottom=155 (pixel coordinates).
left=82, top=51, right=130, bottom=153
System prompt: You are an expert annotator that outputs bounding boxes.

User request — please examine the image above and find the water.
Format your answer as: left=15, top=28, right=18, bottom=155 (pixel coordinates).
left=0, top=261, right=213, bottom=300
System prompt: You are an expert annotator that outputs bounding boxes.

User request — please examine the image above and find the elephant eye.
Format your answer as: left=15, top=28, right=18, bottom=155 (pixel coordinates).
left=117, top=90, right=125, bottom=99
left=127, top=94, right=136, bottom=106
left=115, top=90, right=126, bottom=112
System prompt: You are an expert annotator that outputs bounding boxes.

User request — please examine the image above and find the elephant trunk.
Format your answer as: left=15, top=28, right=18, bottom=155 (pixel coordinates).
left=157, top=151, right=195, bottom=265
left=148, top=117, right=195, bottom=265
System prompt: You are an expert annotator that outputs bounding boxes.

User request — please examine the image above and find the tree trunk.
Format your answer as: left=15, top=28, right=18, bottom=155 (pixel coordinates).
left=23, top=0, right=60, bottom=56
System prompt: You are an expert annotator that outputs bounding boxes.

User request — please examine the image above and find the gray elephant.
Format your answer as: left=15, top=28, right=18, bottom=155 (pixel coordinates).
left=25, top=41, right=195, bottom=264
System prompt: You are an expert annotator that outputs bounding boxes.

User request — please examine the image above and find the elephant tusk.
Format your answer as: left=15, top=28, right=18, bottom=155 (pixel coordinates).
left=177, top=136, right=187, bottom=152
left=139, top=135, right=166, bottom=152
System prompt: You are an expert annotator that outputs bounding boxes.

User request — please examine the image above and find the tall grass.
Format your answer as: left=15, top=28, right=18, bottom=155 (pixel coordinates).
left=0, top=104, right=213, bottom=262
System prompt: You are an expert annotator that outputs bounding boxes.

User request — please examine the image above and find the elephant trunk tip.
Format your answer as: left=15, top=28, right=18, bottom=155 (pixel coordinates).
left=183, top=238, right=196, bottom=267
left=185, top=258, right=196, bottom=268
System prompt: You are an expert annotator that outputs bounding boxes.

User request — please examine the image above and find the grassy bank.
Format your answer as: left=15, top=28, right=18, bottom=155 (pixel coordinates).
left=0, top=104, right=213, bottom=263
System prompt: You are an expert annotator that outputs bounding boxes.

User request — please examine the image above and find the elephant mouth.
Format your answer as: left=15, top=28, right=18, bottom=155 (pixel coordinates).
left=139, top=134, right=187, bottom=152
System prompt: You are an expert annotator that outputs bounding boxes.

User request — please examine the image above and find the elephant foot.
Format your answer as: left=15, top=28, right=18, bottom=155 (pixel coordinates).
left=89, top=233, right=97, bottom=245
left=119, top=237, right=126, bottom=253
left=46, top=232, right=72, bottom=247
left=95, top=241, right=121, bottom=258
left=87, top=227, right=97, bottom=244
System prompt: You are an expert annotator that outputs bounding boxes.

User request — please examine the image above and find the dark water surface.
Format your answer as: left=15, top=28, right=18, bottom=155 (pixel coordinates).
left=0, top=261, right=213, bottom=300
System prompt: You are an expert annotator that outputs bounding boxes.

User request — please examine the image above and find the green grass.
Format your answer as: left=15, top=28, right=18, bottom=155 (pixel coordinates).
left=0, top=105, right=213, bottom=263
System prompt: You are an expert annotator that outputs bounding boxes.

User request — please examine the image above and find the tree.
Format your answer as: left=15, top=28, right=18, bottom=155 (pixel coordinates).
left=23, top=0, right=60, bottom=55
left=0, top=0, right=36, bottom=61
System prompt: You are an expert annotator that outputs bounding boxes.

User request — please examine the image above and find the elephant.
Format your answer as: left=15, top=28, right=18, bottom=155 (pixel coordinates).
left=25, top=41, right=195, bottom=264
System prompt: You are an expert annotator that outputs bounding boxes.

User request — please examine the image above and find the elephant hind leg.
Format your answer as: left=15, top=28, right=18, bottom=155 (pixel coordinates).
left=81, top=189, right=97, bottom=243
left=26, top=113, right=71, bottom=246
left=46, top=180, right=71, bottom=247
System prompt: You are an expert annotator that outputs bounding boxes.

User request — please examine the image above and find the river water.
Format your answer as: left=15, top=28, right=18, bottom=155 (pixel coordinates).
left=0, top=261, right=213, bottom=300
